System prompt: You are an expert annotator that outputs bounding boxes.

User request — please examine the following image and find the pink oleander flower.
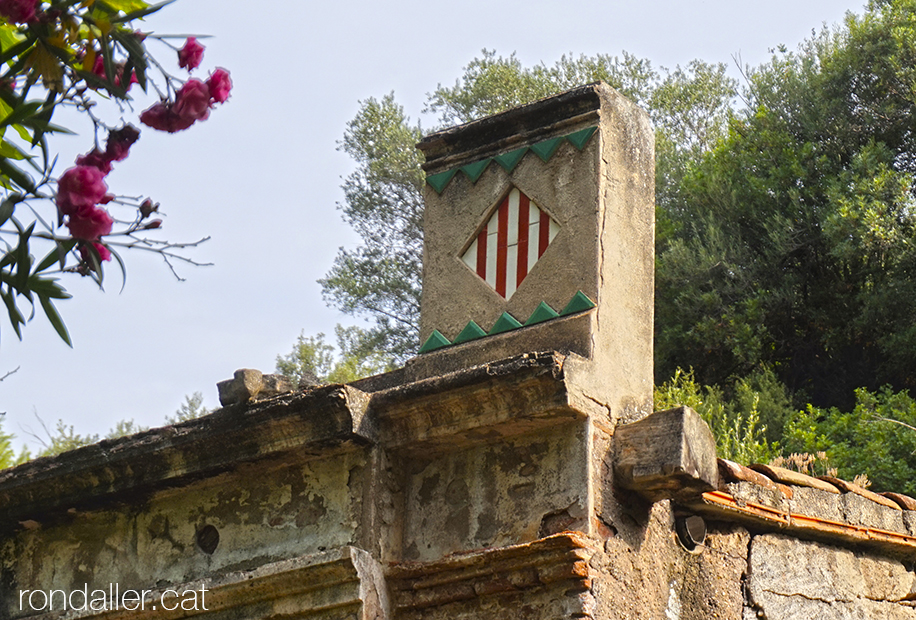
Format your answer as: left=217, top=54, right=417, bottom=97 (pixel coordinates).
left=91, top=56, right=138, bottom=91
left=141, top=81, right=212, bottom=133
left=56, top=166, right=108, bottom=216
left=140, top=69, right=233, bottom=133
left=140, top=102, right=175, bottom=132
left=178, top=38, right=205, bottom=71
left=207, top=68, right=232, bottom=104
left=174, top=79, right=211, bottom=123
left=74, top=126, right=139, bottom=175
left=67, top=205, right=113, bottom=240
left=139, top=101, right=192, bottom=133
left=105, top=125, right=140, bottom=162
left=79, top=242, right=112, bottom=264
left=75, top=149, right=113, bottom=175
left=0, top=0, right=36, bottom=23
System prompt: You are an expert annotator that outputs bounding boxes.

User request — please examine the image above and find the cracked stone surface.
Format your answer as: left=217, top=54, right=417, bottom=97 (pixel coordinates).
left=747, top=533, right=916, bottom=619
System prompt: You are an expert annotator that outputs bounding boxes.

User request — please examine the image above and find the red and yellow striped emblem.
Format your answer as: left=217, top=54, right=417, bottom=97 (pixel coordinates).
left=461, top=188, right=559, bottom=299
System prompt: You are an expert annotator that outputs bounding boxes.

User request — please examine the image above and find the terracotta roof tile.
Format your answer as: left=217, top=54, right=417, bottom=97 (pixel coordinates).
left=881, top=492, right=916, bottom=511
left=749, top=464, right=841, bottom=494
left=718, top=459, right=780, bottom=492
left=818, top=476, right=901, bottom=510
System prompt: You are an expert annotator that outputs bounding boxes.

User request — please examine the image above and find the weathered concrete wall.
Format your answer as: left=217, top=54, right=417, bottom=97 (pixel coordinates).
left=398, top=423, right=589, bottom=561
left=0, top=354, right=606, bottom=620
left=2, top=449, right=367, bottom=594
left=5, top=362, right=916, bottom=620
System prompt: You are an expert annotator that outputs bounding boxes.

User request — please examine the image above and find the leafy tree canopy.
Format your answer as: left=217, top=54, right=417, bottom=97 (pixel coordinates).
left=783, top=387, right=916, bottom=495
left=275, top=324, right=394, bottom=386
left=657, top=0, right=916, bottom=408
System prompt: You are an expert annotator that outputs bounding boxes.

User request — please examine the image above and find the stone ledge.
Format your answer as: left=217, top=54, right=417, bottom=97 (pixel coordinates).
left=416, top=83, right=606, bottom=175
left=613, top=406, right=718, bottom=502
left=355, top=316, right=592, bottom=393
left=0, top=385, right=372, bottom=527
left=370, top=351, right=590, bottom=452
left=0, top=352, right=604, bottom=529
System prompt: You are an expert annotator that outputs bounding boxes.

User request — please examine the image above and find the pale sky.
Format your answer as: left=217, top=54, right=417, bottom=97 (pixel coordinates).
left=2, top=0, right=867, bottom=448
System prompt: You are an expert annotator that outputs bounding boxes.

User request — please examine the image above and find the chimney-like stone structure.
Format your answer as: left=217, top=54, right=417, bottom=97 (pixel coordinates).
left=414, top=82, right=655, bottom=422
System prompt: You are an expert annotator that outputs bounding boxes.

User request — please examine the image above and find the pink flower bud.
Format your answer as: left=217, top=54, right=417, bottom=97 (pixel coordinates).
left=144, top=219, right=162, bottom=230
left=139, top=198, right=158, bottom=219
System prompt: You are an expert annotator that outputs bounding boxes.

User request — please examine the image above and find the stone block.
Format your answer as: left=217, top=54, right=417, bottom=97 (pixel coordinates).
left=613, top=406, right=718, bottom=501
left=216, top=369, right=294, bottom=406
left=217, top=368, right=264, bottom=405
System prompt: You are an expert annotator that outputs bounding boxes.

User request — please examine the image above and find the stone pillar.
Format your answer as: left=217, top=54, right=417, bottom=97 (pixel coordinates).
left=415, top=82, right=655, bottom=422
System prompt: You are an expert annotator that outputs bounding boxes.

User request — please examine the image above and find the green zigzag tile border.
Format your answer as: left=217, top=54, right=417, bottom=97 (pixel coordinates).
left=494, top=148, right=527, bottom=172
left=529, top=137, right=564, bottom=162
left=418, top=291, right=596, bottom=353
left=425, top=126, right=597, bottom=194
left=426, top=169, right=457, bottom=194
left=489, top=312, right=523, bottom=335
left=453, top=320, right=487, bottom=344
left=418, top=329, right=451, bottom=354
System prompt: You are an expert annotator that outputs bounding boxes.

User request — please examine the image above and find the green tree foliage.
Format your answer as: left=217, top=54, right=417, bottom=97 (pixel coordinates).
left=275, top=325, right=394, bottom=385
left=0, top=417, right=16, bottom=468
left=783, top=386, right=916, bottom=495
left=27, top=417, right=147, bottom=458
left=656, top=1, right=916, bottom=408
left=655, top=368, right=777, bottom=465
left=319, top=96, right=425, bottom=363
left=324, top=51, right=737, bottom=360
left=167, top=391, right=210, bottom=424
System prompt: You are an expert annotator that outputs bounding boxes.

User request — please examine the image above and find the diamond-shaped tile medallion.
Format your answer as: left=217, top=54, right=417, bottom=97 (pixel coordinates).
left=461, top=187, right=559, bottom=299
